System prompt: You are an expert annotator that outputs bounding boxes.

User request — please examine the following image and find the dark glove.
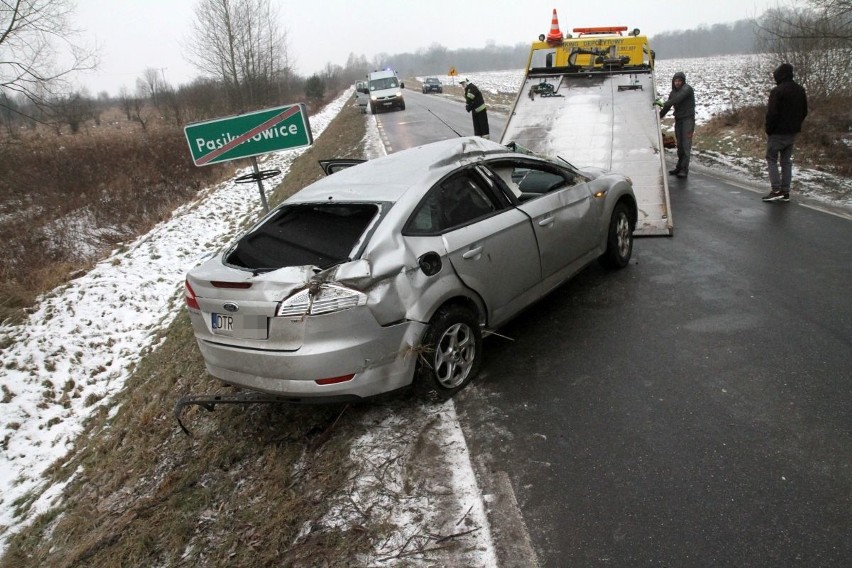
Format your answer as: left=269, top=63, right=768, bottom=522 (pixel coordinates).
left=465, top=103, right=471, bottom=112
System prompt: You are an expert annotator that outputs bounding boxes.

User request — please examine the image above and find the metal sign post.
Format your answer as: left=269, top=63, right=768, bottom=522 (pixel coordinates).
left=232, top=156, right=279, bottom=213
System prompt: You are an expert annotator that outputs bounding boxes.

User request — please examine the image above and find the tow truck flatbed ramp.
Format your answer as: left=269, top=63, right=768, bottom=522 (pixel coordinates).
left=499, top=17, right=673, bottom=237
left=502, top=71, right=672, bottom=236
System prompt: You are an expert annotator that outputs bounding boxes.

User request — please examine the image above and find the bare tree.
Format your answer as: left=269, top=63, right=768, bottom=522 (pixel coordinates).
left=755, top=1, right=852, bottom=97
left=0, top=0, right=98, bottom=121
left=757, top=1, right=851, bottom=43
left=53, top=90, right=92, bottom=133
left=136, top=67, right=167, bottom=108
left=131, top=97, right=148, bottom=131
left=185, top=0, right=292, bottom=111
left=119, top=86, right=133, bottom=121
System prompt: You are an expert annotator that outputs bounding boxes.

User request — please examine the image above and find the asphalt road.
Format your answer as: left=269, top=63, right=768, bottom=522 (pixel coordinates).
left=370, top=88, right=507, bottom=150
left=375, top=91, right=852, bottom=567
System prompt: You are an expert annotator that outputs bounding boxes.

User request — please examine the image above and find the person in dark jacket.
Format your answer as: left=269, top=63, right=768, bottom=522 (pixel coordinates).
left=460, top=77, right=490, bottom=139
left=763, top=63, right=808, bottom=202
left=659, top=71, right=695, bottom=178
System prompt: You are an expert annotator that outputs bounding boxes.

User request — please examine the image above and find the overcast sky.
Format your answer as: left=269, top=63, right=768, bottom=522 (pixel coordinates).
left=72, top=0, right=784, bottom=96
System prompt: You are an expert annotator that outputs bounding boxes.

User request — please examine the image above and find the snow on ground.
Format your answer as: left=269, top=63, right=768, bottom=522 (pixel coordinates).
left=0, top=92, right=347, bottom=544
left=1, top=53, right=849, bottom=559
left=0, top=90, right=497, bottom=565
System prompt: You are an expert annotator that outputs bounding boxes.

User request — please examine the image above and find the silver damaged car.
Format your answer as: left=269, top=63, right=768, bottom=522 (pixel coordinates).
left=185, top=137, right=637, bottom=401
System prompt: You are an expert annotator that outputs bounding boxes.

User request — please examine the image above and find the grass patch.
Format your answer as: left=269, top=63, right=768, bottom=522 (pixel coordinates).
left=694, top=94, right=852, bottom=179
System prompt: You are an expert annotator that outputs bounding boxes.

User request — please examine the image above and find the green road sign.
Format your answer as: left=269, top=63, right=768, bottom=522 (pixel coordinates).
left=184, top=103, right=313, bottom=166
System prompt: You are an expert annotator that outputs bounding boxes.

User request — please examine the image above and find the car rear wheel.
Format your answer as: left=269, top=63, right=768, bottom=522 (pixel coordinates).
left=599, top=202, right=633, bottom=269
left=415, top=305, right=481, bottom=399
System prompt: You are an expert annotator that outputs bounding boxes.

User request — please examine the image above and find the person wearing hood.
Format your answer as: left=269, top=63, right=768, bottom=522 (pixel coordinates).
left=763, top=63, right=808, bottom=202
left=659, top=71, right=695, bottom=178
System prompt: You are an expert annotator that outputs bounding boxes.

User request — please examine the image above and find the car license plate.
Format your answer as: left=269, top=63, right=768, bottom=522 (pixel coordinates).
left=211, top=312, right=268, bottom=339
left=211, top=312, right=233, bottom=331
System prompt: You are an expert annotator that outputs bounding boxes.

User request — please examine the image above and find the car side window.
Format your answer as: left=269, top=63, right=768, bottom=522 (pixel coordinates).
left=405, top=171, right=500, bottom=234
left=486, top=161, right=574, bottom=203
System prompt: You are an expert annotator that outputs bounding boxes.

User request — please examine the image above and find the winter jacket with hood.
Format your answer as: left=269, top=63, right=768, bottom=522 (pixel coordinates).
left=660, top=71, right=695, bottom=121
left=765, top=63, right=808, bottom=135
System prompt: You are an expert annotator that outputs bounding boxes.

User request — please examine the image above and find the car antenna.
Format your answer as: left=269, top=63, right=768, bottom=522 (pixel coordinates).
left=427, top=108, right=463, bottom=137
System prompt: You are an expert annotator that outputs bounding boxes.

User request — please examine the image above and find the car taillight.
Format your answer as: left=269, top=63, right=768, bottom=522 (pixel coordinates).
left=211, top=281, right=252, bottom=289
left=185, top=279, right=200, bottom=310
left=276, top=284, right=366, bottom=317
left=315, top=374, right=355, bottom=385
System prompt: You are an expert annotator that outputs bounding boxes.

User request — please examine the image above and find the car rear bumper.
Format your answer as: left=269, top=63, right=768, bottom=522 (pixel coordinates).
left=193, top=318, right=427, bottom=398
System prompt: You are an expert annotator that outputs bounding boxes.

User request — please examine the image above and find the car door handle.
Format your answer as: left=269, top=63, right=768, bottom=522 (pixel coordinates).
left=538, top=216, right=555, bottom=227
left=462, top=246, right=483, bottom=259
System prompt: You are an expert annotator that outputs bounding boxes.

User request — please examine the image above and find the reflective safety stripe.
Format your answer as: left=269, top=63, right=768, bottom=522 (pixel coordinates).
left=474, top=104, right=487, bottom=112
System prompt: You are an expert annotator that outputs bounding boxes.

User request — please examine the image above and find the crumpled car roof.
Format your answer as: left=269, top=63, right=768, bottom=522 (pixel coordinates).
left=290, top=137, right=511, bottom=206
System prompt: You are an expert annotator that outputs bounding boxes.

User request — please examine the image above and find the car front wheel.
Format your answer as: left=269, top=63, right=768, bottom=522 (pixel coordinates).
left=415, top=305, right=481, bottom=399
left=599, top=202, right=633, bottom=269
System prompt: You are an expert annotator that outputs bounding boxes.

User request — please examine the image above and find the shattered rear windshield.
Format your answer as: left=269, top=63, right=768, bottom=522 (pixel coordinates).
left=225, top=203, right=380, bottom=271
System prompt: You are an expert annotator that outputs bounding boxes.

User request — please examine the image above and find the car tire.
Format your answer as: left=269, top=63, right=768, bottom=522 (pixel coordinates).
left=599, top=201, right=633, bottom=269
left=370, top=103, right=377, bottom=115
left=399, top=101, right=406, bottom=110
left=414, top=305, right=482, bottom=399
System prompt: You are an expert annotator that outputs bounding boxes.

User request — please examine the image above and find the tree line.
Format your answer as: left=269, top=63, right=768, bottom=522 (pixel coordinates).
left=1, top=0, right=849, bottom=138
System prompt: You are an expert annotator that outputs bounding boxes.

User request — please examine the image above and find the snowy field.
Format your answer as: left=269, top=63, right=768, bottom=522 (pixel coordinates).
left=424, top=54, right=771, bottom=124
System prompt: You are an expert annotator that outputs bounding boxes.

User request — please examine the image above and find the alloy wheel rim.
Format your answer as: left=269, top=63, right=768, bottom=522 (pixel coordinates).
left=616, top=213, right=631, bottom=258
left=434, top=323, right=475, bottom=388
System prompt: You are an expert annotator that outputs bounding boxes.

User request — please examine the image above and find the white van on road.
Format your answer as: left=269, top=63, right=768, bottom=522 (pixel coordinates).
left=367, top=69, right=405, bottom=114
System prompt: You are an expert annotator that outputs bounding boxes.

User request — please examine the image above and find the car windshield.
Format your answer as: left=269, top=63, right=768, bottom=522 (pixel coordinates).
left=370, top=77, right=398, bottom=90
left=426, top=78, right=439, bottom=84
left=225, top=203, right=380, bottom=271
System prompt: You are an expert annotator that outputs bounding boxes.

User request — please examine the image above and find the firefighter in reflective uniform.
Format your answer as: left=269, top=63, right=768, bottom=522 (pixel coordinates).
left=460, top=77, right=490, bottom=139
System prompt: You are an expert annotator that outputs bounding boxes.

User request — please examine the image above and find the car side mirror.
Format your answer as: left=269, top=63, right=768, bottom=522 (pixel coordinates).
left=400, top=82, right=405, bottom=89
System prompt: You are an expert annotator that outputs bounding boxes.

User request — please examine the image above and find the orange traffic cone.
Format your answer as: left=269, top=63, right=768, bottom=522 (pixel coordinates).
left=546, top=9, right=563, bottom=43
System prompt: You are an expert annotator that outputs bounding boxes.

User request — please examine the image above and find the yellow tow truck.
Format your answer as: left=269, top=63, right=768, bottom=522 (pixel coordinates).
left=500, top=13, right=673, bottom=236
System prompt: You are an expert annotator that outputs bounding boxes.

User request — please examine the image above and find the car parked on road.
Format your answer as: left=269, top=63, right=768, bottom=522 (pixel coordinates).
left=422, top=77, right=443, bottom=93
left=185, top=137, right=636, bottom=401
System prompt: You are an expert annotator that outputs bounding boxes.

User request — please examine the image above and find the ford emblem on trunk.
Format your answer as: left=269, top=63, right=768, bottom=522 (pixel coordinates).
left=223, top=302, right=239, bottom=313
